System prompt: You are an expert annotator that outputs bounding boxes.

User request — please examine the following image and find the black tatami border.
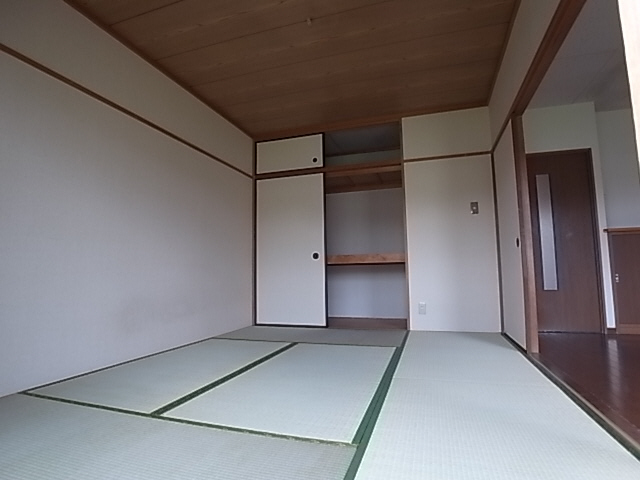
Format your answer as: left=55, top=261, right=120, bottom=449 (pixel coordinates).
left=21, top=390, right=352, bottom=447
left=151, top=342, right=296, bottom=415
left=19, top=332, right=405, bottom=457
left=343, top=331, right=409, bottom=480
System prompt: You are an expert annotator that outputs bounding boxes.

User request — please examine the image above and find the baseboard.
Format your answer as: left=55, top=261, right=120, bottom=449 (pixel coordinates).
left=616, top=325, right=640, bottom=335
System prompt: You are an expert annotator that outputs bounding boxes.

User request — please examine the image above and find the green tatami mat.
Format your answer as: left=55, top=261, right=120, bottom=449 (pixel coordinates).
left=218, top=326, right=405, bottom=347
left=0, top=395, right=354, bottom=480
left=395, top=332, right=550, bottom=386
left=355, top=332, right=640, bottom=480
left=168, top=343, right=395, bottom=442
left=31, top=339, right=288, bottom=412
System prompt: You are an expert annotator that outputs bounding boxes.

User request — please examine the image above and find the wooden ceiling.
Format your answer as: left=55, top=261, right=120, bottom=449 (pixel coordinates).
left=67, top=0, right=519, bottom=141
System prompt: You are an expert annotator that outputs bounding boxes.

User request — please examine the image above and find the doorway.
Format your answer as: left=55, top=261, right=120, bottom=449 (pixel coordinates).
left=527, top=149, right=604, bottom=333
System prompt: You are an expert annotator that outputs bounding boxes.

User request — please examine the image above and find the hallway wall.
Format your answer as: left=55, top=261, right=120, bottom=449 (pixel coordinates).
left=523, top=102, right=615, bottom=328
left=489, top=0, right=562, bottom=141
left=596, top=109, right=640, bottom=228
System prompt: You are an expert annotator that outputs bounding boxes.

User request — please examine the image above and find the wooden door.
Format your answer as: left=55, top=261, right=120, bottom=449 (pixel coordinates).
left=609, top=231, right=640, bottom=334
left=527, top=150, right=603, bottom=333
left=256, top=174, right=326, bottom=326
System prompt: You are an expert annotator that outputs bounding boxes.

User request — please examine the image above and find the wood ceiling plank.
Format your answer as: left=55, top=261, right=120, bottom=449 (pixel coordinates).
left=197, top=24, right=506, bottom=107
left=66, top=0, right=518, bottom=140
left=252, top=99, right=488, bottom=141
left=242, top=86, right=489, bottom=139
left=158, top=0, right=515, bottom=86
left=67, top=0, right=181, bottom=25
left=222, top=61, right=496, bottom=121
left=112, top=0, right=390, bottom=60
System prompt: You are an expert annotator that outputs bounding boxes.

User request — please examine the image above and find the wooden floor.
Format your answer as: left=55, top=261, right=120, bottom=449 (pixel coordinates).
left=536, top=333, right=640, bottom=446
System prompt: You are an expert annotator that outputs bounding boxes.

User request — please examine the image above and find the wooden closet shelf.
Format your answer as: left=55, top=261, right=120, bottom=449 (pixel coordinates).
left=326, top=253, right=405, bottom=265
left=324, top=160, right=402, bottom=194
left=324, top=161, right=401, bottom=178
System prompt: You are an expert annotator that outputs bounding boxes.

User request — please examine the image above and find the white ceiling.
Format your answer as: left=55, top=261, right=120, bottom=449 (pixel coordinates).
left=530, top=0, right=632, bottom=112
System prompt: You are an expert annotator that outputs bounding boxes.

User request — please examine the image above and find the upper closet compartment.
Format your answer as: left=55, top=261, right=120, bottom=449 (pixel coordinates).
left=324, top=123, right=408, bottom=329
left=324, top=123, right=402, bottom=194
left=256, top=134, right=323, bottom=174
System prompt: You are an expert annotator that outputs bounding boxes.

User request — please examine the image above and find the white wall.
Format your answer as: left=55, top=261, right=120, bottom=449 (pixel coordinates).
left=596, top=109, right=640, bottom=227
left=0, top=4, right=253, bottom=397
left=618, top=0, right=640, bottom=163
left=402, top=107, right=500, bottom=332
left=325, top=189, right=407, bottom=319
left=0, top=0, right=253, bottom=174
left=402, top=107, right=491, bottom=160
left=489, top=0, right=561, bottom=141
left=523, top=103, right=616, bottom=328
left=404, top=156, right=501, bottom=332
left=493, top=123, right=527, bottom=348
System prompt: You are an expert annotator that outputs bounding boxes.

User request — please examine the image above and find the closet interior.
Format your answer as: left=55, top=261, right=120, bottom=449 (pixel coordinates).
left=323, top=123, right=408, bottom=329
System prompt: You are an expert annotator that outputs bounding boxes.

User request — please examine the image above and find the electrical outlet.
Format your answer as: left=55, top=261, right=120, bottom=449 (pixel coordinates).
left=418, top=302, right=426, bottom=315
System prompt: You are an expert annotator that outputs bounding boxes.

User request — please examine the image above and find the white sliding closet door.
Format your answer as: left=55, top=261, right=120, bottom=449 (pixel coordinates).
left=257, top=174, right=326, bottom=326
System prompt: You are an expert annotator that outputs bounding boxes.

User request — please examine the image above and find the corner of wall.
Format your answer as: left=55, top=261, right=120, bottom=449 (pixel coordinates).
left=0, top=0, right=253, bottom=174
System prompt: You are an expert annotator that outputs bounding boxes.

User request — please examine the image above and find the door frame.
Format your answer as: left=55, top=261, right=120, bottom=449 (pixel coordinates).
left=608, top=228, right=640, bottom=334
left=503, top=0, right=589, bottom=353
left=525, top=148, right=606, bottom=335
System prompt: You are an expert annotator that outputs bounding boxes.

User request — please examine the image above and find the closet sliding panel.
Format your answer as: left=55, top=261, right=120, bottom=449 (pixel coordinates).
left=256, top=134, right=323, bottom=174
left=256, top=174, right=326, bottom=326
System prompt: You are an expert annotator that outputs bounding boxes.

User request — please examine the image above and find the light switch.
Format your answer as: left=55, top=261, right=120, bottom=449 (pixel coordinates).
left=470, top=202, right=479, bottom=215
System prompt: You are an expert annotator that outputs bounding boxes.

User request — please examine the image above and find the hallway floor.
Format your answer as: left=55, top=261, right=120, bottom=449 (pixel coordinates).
left=537, top=332, right=640, bottom=447
left=1, top=329, right=639, bottom=479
